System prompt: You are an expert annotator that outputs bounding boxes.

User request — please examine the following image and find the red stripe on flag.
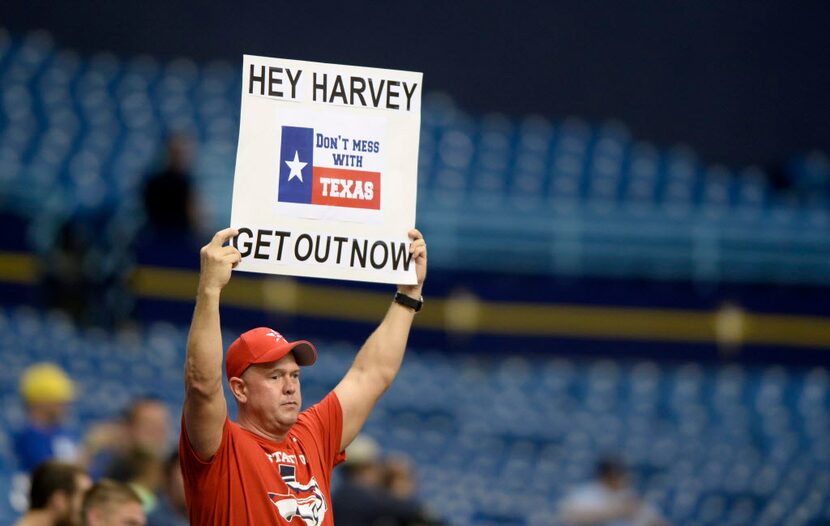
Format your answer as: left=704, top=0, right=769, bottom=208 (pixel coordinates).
left=312, top=167, right=381, bottom=210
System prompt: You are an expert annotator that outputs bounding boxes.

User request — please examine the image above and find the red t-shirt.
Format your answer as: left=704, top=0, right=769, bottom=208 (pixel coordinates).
left=179, top=391, right=346, bottom=525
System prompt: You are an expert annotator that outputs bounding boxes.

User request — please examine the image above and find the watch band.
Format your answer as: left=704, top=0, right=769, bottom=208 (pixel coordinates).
left=394, top=291, right=423, bottom=312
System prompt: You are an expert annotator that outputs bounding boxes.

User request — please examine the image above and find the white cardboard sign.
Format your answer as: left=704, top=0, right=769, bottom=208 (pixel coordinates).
left=230, top=55, right=422, bottom=284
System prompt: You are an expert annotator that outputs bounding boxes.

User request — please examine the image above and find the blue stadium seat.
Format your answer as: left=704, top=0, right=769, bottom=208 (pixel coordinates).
left=2, top=29, right=828, bottom=283
left=1, top=28, right=830, bottom=523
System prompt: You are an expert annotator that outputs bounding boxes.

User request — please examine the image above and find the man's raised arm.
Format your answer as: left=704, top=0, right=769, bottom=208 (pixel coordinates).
left=183, top=228, right=241, bottom=460
left=334, top=229, right=427, bottom=451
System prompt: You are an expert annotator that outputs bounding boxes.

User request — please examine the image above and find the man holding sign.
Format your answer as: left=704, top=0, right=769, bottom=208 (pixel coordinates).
left=179, top=227, right=427, bottom=525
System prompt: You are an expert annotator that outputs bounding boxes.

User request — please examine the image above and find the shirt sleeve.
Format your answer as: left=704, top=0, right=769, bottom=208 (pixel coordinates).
left=178, top=415, right=232, bottom=484
left=295, top=391, right=346, bottom=470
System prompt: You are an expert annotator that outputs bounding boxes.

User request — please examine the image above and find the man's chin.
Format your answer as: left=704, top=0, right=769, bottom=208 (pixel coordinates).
left=277, top=408, right=300, bottom=426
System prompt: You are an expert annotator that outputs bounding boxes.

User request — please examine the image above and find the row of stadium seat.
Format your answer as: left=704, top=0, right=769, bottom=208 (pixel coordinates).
left=3, top=29, right=828, bottom=215
left=1, top=29, right=829, bottom=283
left=0, top=305, right=828, bottom=525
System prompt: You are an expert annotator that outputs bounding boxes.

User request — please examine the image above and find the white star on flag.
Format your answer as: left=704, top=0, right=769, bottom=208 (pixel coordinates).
left=285, top=151, right=307, bottom=182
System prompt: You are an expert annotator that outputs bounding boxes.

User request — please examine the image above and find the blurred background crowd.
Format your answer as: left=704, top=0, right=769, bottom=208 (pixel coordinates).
left=0, top=1, right=829, bottom=525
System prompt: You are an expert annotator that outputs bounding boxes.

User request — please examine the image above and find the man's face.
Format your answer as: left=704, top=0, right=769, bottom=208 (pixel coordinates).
left=238, top=353, right=302, bottom=433
left=87, top=501, right=146, bottom=526
left=129, top=401, right=170, bottom=451
left=55, top=473, right=92, bottom=526
left=602, top=471, right=628, bottom=491
left=31, top=401, right=70, bottom=425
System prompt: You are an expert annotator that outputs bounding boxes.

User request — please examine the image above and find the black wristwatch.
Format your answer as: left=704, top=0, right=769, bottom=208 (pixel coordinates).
left=394, top=291, right=423, bottom=312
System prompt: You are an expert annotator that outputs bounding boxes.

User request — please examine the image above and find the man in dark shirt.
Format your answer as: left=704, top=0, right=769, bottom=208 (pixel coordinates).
left=142, top=134, right=199, bottom=236
left=333, top=435, right=440, bottom=526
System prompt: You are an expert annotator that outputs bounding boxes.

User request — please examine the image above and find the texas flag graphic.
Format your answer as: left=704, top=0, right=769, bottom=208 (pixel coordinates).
left=278, top=126, right=381, bottom=210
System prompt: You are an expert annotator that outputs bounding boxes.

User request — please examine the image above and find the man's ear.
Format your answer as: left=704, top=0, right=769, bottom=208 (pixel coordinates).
left=228, top=377, right=248, bottom=403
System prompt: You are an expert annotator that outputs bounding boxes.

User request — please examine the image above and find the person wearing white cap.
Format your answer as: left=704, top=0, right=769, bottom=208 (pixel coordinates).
left=179, top=227, right=427, bottom=525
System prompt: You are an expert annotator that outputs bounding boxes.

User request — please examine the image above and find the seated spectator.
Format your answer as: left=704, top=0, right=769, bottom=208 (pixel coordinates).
left=558, top=457, right=668, bottom=526
left=106, top=448, right=164, bottom=514
left=333, top=435, right=442, bottom=526
left=384, top=453, right=419, bottom=500
left=13, top=460, right=91, bottom=526
left=81, top=479, right=145, bottom=526
left=146, top=453, right=187, bottom=526
left=87, top=397, right=172, bottom=479
left=14, top=363, right=81, bottom=473
left=40, top=214, right=117, bottom=325
left=123, top=398, right=172, bottom=453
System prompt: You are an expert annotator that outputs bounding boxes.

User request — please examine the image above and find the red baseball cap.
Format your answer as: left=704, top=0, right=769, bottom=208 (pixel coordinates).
left=225, top=327, right=317, bottom=379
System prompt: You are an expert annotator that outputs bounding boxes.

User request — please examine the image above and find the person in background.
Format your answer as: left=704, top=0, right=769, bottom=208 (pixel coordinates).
left=558, top=457, right=668, bottom=526
left=13, top=460, right=91, bottom=526
left=333, top=435, right=441, bottom=526
left=106, top=448, right=164, bottom=515
left=123, top=398, right=172, bottom=454
left=141, top=133, right=200, bottom=238
left=137, top=133, right=203, bottom=269
left=383, top=453, right=420, bottom=500
left=14, top=364, right=81, bottom=473
left=146, top=453, right=188, bottom=526
left=40, top=219, right=99, bottom=324
left=81, top=479, right=146, bottom=526
left=86, top=397, right=172, bottom=479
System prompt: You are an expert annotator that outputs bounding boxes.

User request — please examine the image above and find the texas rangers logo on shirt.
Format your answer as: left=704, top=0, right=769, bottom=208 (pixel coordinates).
left=278, top=126, right=381, bottom=210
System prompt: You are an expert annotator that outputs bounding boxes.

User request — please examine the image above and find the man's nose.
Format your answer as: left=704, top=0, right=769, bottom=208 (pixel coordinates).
left=284, top=377, right=298, bottom=393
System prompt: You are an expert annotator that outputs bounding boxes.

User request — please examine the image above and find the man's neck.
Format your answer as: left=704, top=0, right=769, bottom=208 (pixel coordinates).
left=28, top=409, right=58, bottom=428
left=236, top=414, right=290, bottom=443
